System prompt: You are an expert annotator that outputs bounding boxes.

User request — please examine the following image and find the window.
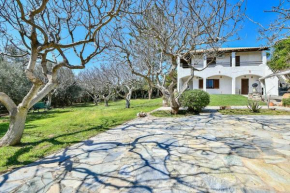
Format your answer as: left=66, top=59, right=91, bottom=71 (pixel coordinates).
left=180, top=58, right=190, bottom=68
left=207, top=57, right=216, bottom=65
left=206, top=79, right=219, bottom=89
left=236, top=56, right=240, bottom=66
left=230, top=56, right=240, bottom=66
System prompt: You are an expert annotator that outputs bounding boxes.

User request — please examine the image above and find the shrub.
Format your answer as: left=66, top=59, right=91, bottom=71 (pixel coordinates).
left=247, top=100, right=261, bottom=113
left=179, top=90, right=210, bottom=113
left=282, top=98, right=290, bottom=107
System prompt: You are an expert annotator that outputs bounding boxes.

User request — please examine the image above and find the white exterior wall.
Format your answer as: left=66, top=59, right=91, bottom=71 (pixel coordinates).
left=178, top=50, right=279, bottom=96
left=206, top=75, right=232, bottom=94
left=264, top=65, right=279, bottom=96
left=192, top=77, right=200, bottom=89
left=235, top=75, right=261, bottom=94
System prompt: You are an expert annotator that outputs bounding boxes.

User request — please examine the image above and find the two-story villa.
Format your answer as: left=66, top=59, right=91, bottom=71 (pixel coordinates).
left=177, top=47, right=279, bottom=96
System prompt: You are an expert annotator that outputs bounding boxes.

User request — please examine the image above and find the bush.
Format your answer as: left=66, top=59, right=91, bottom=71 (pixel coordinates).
left=179, top=90, right=210, bottom=113
left=282, top=98, right=290, bottom=107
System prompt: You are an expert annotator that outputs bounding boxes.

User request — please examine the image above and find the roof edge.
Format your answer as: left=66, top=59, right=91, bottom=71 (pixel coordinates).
left=190, top=47, right=270, bottom=54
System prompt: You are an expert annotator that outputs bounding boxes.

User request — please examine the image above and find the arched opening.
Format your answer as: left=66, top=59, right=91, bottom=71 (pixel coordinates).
left=179, top=75, right=198, bottom=91
left=235, top=74, right=262, bottom=95
left=205, top=75, right=232, bottom=94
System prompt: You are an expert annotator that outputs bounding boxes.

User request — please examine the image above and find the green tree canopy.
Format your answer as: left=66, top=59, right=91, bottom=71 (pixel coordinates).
left=269, top=38, right=290, bottom=72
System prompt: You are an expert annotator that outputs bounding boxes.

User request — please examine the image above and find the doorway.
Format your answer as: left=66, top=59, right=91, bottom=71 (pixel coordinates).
left=241, top=79, right=249, bottom=94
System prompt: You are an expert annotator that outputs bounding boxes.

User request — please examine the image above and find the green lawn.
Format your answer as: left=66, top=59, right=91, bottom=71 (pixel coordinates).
left=0, top=98, right=162, bottom=173
left=209, top=94, right=266, bottom=106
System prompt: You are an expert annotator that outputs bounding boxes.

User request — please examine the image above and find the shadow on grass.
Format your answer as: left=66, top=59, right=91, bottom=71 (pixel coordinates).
left=1, top=118, right=114, bottom=173
left=26, top=110, right=71, bottom=122
left=0, top=110, right=72, bottom=138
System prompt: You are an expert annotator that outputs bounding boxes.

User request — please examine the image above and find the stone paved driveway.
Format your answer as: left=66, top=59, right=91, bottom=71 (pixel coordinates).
left=1, top=114, right=290, bottom=193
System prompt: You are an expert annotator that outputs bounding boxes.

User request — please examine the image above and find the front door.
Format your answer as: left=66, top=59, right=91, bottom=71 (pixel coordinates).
left=241, top=79, right=249, bottom=94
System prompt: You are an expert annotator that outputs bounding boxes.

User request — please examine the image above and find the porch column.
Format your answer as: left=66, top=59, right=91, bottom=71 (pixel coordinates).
left=262, top=51, right=267, bottom=66
left=232, top=77, right=236, bottom=94
left=231, top=52, right=236, bottom=67
left=203, top=54, right=207, bottom=68
left=203, top=77, right=207, bottom=91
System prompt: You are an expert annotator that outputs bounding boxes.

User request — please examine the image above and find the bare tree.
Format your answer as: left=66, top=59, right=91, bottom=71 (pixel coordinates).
left=253, top=0, right=290, bottom=44
left=104, top=63, right=139, bottom=108
left=78, top=69, right=102, bottom=105
left=78, top=66, right=114, bottom=106
left=247, top=1, right=290, bottom=81
left=98, top=67, right=115, bottom=106
left=0, top=0, right=125, bottom=146
left=112, top=0, right=245, bottom=113
left=111, top=32, right=172, bottom=105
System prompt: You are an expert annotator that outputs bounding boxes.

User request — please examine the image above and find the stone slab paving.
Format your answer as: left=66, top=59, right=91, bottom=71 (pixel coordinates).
left=0, top=114, right=290, bottom=193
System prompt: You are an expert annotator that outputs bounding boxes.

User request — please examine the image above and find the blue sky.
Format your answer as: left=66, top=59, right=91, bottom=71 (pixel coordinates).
left=81, top=1, right=280, bottom=71
left=225, top=0, right=278, bottom=47
left=4, top=1, right=280, bottom=73
left=76, top=1, right=280, bottom=72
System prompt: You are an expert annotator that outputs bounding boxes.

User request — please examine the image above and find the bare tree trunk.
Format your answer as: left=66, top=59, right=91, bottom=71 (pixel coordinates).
left=105, top=99, right=109, bottom=107
left=47, top=92, right=53, bottom=108
left=160, top=89, right=169, bottom=107
left=0, top=93, right=28, bottom=146
left=125, top=89, right=132, bottom=108
left=0, top=108, right=28, bottom=146
left=125, top=99, right=130, bottom=108
left=103, top=95, right=109, bottom=107
left=148, top=87, right=153, bottom=100
left=169, top=94, right=179, bottom=114
left=93, top=95, right=99, bottom=106
left=167, top=57, right=181, bottom=114
left=0, top=57, right=59, bottom=146
left=162, top=97, right=169, bottom=107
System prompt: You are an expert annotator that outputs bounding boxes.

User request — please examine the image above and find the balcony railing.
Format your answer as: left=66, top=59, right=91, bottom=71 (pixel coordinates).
left=181, top=61, right=263, bottom=68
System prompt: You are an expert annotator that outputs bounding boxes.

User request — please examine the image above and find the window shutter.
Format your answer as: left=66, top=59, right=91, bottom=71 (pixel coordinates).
left=236, top=56, right=240, bottom=66
left=199, top=79, right=203, bottom=89
left=230, top=56, right=232, bottom=67
left=214, top=79, right=219, bottom=89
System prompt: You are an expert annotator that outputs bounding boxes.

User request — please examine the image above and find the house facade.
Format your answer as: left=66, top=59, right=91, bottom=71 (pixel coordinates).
left=177, top=47, right=279, bottom=96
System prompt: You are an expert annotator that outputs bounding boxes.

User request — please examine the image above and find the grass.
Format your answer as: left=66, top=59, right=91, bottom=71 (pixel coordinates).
left=219, top=109, right=290, bottom=115
left=209, top=94, right=266, bottom=106
left=0, top=98, right=162, bottom=173
left=151, top=110, right=196, bottom=117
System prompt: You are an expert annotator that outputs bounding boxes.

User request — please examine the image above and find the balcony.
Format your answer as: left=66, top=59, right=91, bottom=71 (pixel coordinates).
left=181, top=60, right=263, bottom=69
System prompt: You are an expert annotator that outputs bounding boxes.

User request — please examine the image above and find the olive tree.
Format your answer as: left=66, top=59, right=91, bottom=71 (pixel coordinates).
left=0, top=0, right=125, bottom=146
left=48, top=68, right=80, bottom=107
left=0, top=61, right=31, bottom=105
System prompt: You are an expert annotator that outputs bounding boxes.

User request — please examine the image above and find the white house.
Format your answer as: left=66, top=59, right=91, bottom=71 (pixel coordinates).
left=177, top=47, right=279, bottom=96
